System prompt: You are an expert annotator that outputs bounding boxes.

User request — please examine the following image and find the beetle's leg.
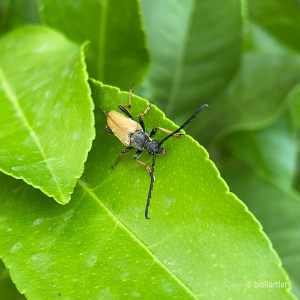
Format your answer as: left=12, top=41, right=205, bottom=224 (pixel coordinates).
left=118, top=105, right=134, bottom=120
left=127, top=87, right=133, bottom=108
left=138, top=103, right=152, bottom=120
left=158, top=127, right=184, bottom=137
left=137, top=115, right=146, bottom=132
left=134, top=150, right=153, bottom=177
left=113, top=146, right=133, bottom=168
left=119, top=87, right=133, bottom=110
left=137, top=103, right=152, bottom=132
left=149, top=128, right=158, bottom=138
left=104, top=126, right=113, bottom=134
left=141, top=103, right=152, bottom=117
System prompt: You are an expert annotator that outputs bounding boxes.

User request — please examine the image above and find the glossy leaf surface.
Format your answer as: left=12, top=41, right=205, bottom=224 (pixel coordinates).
left=0, top=83, right=294, bottom=299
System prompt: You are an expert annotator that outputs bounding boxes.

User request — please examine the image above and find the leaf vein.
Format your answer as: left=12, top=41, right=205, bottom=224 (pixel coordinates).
left=78, top=180, right=198, bottom=299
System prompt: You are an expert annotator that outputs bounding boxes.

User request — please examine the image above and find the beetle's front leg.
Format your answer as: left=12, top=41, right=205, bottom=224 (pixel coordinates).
left=133, top=150, right=154, bottom=179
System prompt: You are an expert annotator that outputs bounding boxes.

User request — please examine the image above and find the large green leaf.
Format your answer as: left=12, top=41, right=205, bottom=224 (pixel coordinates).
left=220, top=158, right=300, bottom=298
left=0, top=26, right=95, bottom=204
left=0, top=82, right=295, bottom=299
left=0, top=177, right=194, bottom=300
left=38, top=0, right=149, bottom=89
left=140, top=0, right=242, bottom=119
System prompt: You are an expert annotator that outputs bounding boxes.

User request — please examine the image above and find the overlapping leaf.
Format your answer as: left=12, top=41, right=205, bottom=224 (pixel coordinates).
left=0, top=26, right=95, bottom=204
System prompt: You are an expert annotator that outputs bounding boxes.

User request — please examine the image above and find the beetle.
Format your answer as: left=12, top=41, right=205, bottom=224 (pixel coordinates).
left=105, top=89, right=208, bottom=219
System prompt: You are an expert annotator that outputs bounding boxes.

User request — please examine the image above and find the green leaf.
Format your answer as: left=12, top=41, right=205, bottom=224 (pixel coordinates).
left=223, top=115, right=298, bottom=190
left=248, top=0, right=300, bottom=52
left=194, top=52, right=300, bottom=144
left=140, top=0, right=242, bottom=119
left=0, top=260, right=25, bottom=300
left=220, top=158, right=300, bottom=299
left=0, top=83, right=295, bottom=299
left=38, top=0, right=149, bottom=89
left=0, top=26, right=95, bottom=204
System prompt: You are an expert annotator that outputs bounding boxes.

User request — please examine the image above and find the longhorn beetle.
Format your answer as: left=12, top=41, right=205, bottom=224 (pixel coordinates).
left=105, top=89, right=208, bottom=219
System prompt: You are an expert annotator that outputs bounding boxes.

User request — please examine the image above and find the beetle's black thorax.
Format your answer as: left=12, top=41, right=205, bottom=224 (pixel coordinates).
left=130, top=130, right=151, bottom=150
left=130, top=130, right=165, bottom=155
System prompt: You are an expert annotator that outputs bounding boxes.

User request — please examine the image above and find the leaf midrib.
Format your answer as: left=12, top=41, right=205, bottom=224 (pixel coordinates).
left=0, top=65, right=65, bottom=202
left=78, top=180, right=198, bottom=299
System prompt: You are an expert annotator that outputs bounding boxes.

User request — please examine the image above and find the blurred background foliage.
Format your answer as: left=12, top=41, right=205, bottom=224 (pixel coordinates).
left=0, top=0, right=300, bottom=297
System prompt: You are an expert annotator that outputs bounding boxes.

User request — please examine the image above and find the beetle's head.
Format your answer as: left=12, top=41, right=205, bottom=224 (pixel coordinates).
left=147, top=140, right=165, bottom=155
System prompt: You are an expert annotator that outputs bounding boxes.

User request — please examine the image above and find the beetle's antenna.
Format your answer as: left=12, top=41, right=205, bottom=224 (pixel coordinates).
left=145, top=155, right=157, bottom=219
left=159, top=104, right=209, bottom=145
